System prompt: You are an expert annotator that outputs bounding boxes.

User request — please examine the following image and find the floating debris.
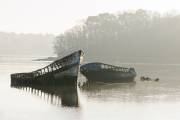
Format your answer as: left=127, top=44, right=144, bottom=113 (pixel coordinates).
left=140, top=76, right=159, bottom=82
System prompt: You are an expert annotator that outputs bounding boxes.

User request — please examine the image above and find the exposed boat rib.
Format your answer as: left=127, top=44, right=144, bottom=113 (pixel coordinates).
left=11, top=50, right=83, bottom=87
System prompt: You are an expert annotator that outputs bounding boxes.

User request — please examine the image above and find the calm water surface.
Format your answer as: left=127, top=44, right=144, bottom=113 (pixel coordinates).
left=1, top=56, right=180, bottom=120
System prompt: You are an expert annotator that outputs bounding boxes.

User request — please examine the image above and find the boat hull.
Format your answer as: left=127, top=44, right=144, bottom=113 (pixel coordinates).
left=11, top=50, right=83, bottom=87
left=11, top=63, right=79, bottom=87
left=81, top=70, right=135, bottom=83
left=80, top=62, right=136, bottom=83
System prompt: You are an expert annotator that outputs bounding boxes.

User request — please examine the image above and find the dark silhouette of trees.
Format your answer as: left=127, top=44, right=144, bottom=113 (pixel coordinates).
left=54, top=9, right=180, bottom=63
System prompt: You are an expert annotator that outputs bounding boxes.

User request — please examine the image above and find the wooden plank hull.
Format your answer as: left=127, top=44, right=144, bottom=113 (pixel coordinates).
left=11, top=50, right=83, bottom=87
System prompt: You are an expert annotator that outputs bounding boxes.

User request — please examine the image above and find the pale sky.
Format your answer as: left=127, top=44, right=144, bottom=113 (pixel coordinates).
left=0, top=0, right=180, bottom=35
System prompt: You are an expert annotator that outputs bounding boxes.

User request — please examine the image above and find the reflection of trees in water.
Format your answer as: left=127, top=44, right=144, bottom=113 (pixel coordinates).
left=11, top=85, right=79, bottom=107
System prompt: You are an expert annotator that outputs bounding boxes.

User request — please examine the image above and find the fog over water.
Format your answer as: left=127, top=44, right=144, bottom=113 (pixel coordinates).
left=0, top=32, right=54, bottom=56
left=0, top=56, right=180, bottom=120
left=1, top=42, right=180, bottom=118
left=0, top=1, right=180, bottom=119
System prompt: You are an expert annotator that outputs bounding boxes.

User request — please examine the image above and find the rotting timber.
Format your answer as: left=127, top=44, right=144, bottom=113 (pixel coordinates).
left=11, top=50, right=83, bottom=87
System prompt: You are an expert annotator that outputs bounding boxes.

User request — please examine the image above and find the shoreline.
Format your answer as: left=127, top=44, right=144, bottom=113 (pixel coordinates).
left=33, top=56, right=57, bottom=61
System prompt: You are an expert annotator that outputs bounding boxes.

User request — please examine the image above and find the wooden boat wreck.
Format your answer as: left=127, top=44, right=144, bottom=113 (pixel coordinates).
left=80, top=62, right=137, bottom=83
left=11, top=50, right=83, bottom=87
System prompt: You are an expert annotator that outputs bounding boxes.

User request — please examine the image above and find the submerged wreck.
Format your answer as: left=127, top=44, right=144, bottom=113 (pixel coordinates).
left=80, top=62, right=137, bottom=83
left=11, top=50, right=83, bottom=87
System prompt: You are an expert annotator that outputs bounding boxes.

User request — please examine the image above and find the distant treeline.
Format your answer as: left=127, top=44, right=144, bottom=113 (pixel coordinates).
left=54, top=9, right=180, bottom=62
left=0, top=32, right=54, bottom=56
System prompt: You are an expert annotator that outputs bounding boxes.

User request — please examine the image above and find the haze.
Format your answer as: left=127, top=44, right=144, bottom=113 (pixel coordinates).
left=0, top=0, right=180, bottom=34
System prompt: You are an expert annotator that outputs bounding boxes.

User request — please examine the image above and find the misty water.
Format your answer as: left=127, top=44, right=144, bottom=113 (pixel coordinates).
left=1, top=56, right=180, bottom=120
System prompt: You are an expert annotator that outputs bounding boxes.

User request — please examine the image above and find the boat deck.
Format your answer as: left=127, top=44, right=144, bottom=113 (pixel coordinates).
left=81, top=62, right=134, bottom=73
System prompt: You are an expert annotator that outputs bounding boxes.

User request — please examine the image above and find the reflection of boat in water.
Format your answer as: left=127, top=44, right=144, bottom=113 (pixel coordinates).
left=80, top=62, right=137, bottom=83
left=12, top=85, right=79, bottom=107
left=11, top=50, right=83, bottom=87
left=80, top=81, right=136, bottom=94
